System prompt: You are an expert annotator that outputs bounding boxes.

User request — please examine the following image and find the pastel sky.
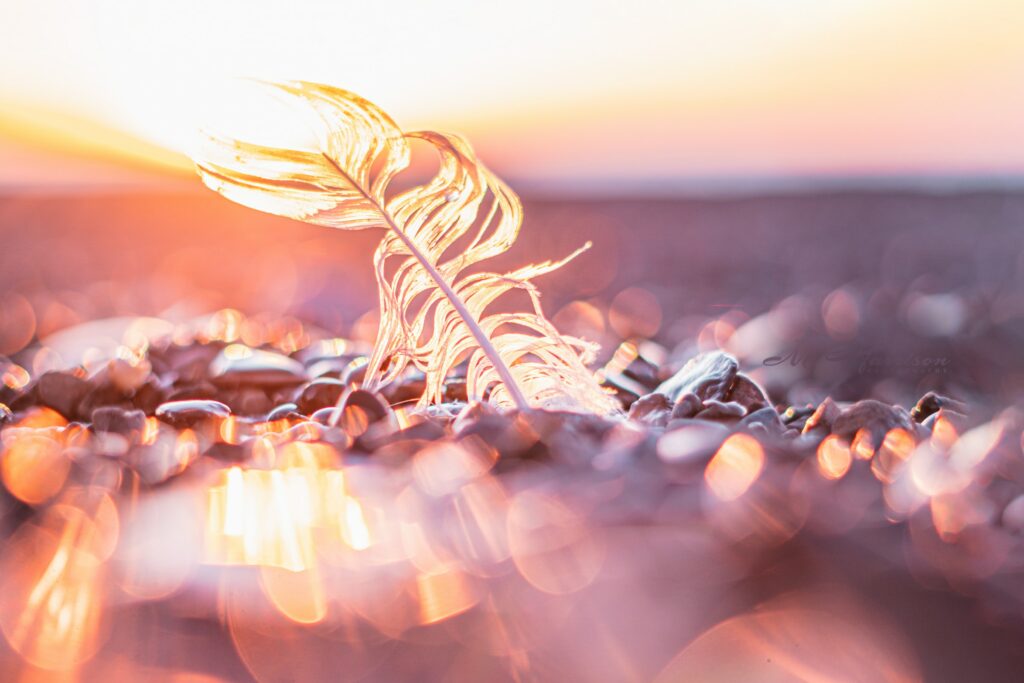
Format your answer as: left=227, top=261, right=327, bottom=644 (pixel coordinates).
left=1, top=0, right=1022, bottom=190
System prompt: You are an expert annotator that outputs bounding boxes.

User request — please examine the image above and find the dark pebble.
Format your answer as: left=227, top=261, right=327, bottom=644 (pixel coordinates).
left=911, top=392, right=968, bottom=423
left=831, top=399, right=916, bottom=448
left=36, top=371, right=90, bottom=420
left=293, top=377, right=346, bottom=414
left=79, top=381, right=130, bottom=417
left=442, top=378, right=468, bottom=403
left=206, top=442, right=247, bottom=463
left=155, top=399, right=231, bottom=428
left=91, top=406, right=147, bottom=435
left=457, top=412, right=542, bottom=461
left=599, top=373, right=644, bottom=409
left=131, top=380, right=167, bottom=414
left=725, top=373, right=770, bottom=412
left=382, top=371, right=427, bottom=405
left=340, top=389, right=390, bottom=427
left=154, top=342, right=224, bottom=384
left=781, top=404, right=815, bottom=425
left=620, top=354, right=662, bottom=392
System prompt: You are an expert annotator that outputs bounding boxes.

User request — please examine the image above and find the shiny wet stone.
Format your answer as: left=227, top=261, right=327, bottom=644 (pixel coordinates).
left=155, top=399, right=231, bottom=428
left=209, top=345, right=307, bottom=388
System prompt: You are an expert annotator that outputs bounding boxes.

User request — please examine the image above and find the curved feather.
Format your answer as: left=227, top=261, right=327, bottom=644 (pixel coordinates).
left=192, top=80, right=618, bottom=414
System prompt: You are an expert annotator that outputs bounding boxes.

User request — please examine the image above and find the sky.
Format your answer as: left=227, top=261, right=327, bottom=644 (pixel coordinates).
left=1, top=0, right=1023, bottom=192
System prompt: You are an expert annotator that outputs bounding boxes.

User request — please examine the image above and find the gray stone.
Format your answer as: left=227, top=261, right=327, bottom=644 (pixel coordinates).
left=671, top=392, right=703, bottom=419
left=655, top=351, right=738, bottom=403
left=209, top=346, right=307, bottom=388
left=155, top=399, right=231, bottom=428
left=628, top=393, right=673, bottom=427
left=694, top=400, right=746, bottom=422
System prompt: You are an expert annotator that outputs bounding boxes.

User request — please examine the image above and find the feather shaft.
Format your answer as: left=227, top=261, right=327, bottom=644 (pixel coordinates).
left=318, top=152, right=531, bottom=411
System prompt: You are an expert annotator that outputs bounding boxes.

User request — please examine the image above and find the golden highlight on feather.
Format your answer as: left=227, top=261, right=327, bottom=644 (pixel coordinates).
left=192, top=80, right=618, bottom=414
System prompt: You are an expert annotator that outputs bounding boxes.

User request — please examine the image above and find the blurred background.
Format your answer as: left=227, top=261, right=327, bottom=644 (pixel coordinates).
left=1, top=0, right=1023, bottom=403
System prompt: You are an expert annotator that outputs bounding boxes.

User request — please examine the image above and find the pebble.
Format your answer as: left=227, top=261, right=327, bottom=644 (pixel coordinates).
left=741, top=406, right=784, bottom=432
left=671, top=392, right=703, bottom=419
left=79, top=381, right=131, bottom=417
left=801, top=397, right=840, bottom=436
left=452, top=401, right=501, bottom=433
left=91, top=406, right=147, bottom=435
left=131, top=380, right=167, bottom=414
left=107, top=358, right=152, bottom=393
left=628, top=393, right=673, bottom=427
left=342, top=389, right=390, bottom=425
left=154, top=342, right=224, bottom=384
left=360, top=420, right=447, bottom=452
left=725, top=373, right=770, bottom=412
left=167, top=382, right=218, bottom=402
left=831, top=399, right=916, bottom=448
left=694, top=400, right=746, bottom=423
left=620, top=354, right=662, bottom=392
left=442, top=378, right=469, bottom=403
left=655, top=351, right=738, bottom=403
left=220, top=388, right=273, bottom=416
left=600, top=373, right=645, bottom=409
left=781, top=404, right=815, bottom=425
left=457, top=412, right=541, bottom=461
left=311, top=389, right=390, bottom=434
left=382, top=371, right=427, bottom=405
left=266, top=402, right=304, bottom=422
left=36, top=371, right=90, bottom=420
left=284, top=421, right=334, bottom=444
left=206, top=442, right=247, bottom=463
left=911, top=392, right=968, bottom=423
left=293, top=377, right=347, bottom=415
left=306, top=356, right=356, bottom=379
left=0, top=403, right=11, bottom=425
left=155, top=399, right=231, bottom=428
left=209, top=345, right=307, bottom=388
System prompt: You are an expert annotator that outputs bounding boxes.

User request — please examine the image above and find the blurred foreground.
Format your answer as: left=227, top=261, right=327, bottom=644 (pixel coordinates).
left=0, top=190, right=1023, bottom=682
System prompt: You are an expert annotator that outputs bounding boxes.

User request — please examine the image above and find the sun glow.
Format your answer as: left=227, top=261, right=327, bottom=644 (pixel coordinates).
left=2, top=0, right=1023, bottom=187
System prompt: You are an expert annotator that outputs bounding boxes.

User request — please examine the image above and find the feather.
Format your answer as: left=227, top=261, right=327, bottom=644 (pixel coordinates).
left=192, top=81, right=618, bottom=414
